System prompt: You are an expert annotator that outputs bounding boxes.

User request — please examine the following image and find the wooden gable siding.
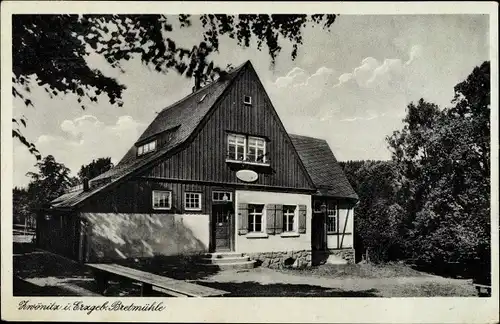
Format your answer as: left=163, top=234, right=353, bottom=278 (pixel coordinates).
left=144, top=65, right=313, bottom=190
left=80, top=178, right=234, bottom=214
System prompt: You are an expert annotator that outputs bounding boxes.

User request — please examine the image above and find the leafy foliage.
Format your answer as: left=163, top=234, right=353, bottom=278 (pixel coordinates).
left=13, top=14, right=337, bottom=156
left=387, top=61, right=490, bottom=268
left=77, top=157, right=114, bottom=181
left=26, top=155, right=75, bottom=209
left=341, top=62, right=490, bottom=272
left=341, top=160, right=405, bottom=263
left=13, top=187, right=34, bottom=226
left=15, top=156, right=113, bottom=228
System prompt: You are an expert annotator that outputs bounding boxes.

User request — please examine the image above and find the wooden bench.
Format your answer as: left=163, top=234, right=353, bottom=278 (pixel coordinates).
left=474, top=283, right=491, bottom=296
left=87, top=263, right=228, bottom=297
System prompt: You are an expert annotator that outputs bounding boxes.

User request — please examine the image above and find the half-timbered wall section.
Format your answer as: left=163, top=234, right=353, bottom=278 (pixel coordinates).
left=326, top=201, right=354, bottom=250
left=311, top=198, right=355, bottom=250
left=144, top=64, right=313, bottom=191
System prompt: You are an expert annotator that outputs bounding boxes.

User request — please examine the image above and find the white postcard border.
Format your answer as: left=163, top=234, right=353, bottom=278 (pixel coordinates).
left=1, top=2, right=498, bottom=323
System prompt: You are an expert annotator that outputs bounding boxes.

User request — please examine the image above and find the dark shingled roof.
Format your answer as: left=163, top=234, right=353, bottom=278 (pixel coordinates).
left=289, top=134, right=358, bottom=200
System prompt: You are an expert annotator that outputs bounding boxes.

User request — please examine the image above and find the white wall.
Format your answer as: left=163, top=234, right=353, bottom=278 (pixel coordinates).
left=81, top=212, right=210, bottom=260
left=326, top=207, right=354, bottom=249
left=235, top=190, right=312, bottom=253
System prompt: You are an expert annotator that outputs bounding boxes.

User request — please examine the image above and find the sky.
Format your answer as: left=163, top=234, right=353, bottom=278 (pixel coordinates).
left=13, top=14, right=490, bottom=188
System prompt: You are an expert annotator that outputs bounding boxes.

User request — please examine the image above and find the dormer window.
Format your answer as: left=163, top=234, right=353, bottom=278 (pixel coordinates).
left=137, top=140, right=156, bottom=156
left=227, top=133, right=268, bottom=165
left=243, top=95, right=252, bottom=105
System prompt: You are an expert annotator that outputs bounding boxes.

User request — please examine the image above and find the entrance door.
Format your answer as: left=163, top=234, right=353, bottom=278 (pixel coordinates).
left=212, top=204, right=233, bottom=251
left=312, top=211, right=327, bottom=250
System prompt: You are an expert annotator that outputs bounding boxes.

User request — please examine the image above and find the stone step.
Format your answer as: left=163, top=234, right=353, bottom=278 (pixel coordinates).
left=326, top=254, right=348, bottom=265
left=202, top=252, right=245, bottom=259
left=198, top=256, right=251, bottom=264
left=195, top=260, right=256, bottom=271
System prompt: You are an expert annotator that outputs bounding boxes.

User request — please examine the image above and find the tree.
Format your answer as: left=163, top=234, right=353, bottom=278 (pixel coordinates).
left=13, top=187, right=33, bottom=227
left=386, top=62, right=491, bottom=270
left=26, top=155, right=75, bottom=210
left=13, top=14, right=337, bottom=157
left=386, top=99, right=443, bottom=239
left=340, top=160, right=405, bottom=263
left=78, top=157, right=114, bottom=181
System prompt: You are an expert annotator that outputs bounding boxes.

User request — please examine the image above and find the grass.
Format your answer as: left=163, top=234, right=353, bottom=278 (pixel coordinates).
left=275, top=262, right=477, bottom=297
left=279, top=262, right=430, bottom=279
left=387, top=281, right=477, bottom=297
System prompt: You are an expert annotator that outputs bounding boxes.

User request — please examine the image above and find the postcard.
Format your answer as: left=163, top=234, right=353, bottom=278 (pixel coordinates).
left=1, top=1, right=498, bottom=323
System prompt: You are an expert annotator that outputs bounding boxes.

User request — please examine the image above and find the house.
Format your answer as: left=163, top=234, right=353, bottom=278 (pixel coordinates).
left=39, top=60, right=358, bottom=269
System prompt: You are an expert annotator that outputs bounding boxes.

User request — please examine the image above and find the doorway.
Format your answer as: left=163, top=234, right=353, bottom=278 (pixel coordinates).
left=312, top=211, right=327, bottom=250
left=212, top=204, right=234, bottom=252
left=311, top=198, right=328, bottom=251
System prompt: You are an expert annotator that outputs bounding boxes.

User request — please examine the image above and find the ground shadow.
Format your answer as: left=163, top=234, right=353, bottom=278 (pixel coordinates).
left=117, top=254, right=220, bottom=281
left=411, top=262, right=483, bottom=279
left=13, top=242, right=92, bottom=280
left=64, top=277, right=197, bottom=297
left=13, top=276, right=82, bottom=296
left=13, top=242, right=36, bottom=255
left=194, top=280, right=379, bottom=297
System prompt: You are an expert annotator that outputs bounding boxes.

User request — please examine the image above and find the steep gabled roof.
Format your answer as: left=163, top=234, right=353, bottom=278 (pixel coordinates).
left=51, top=61, right=248, bottom=209
left=51, top=61, right=358, bottom=210
left=289, top=134, right=359, bottom=200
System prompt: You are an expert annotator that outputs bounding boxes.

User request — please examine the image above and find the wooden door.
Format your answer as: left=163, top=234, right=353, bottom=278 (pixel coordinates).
left=213, top=204, right=233, bottom=251
left=312, top=211, right=327, bottom=250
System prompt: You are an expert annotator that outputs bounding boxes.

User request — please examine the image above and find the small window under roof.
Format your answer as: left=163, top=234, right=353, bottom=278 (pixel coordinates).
left=199, top=94, right=207, bottom=103
left=137, top=140, right=156, bottom=156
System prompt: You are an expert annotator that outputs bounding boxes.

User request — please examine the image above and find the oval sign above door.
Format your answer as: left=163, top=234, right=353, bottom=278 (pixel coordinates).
left=236, top=169, right=258, bottom=183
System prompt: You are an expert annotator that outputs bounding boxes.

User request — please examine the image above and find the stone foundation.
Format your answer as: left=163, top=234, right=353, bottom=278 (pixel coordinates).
left=248, top=250, right=312, bottom=269
left=330, top=248, right=355, bottom=264
left=312, top=248, right=355, bottom=265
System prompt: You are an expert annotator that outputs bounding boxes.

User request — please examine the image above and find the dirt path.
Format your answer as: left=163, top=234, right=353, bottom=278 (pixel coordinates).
left=197, top=268, right=477, bottom=297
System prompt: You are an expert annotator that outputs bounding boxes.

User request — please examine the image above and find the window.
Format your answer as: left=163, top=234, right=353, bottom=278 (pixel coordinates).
left=227, top=134, right=246, bottom=161
left=247, top=137, right=266, bottom=162
left=283, top=205, right=296, bottom=232
left=152, top=190, right=171, bottom=210
left=248, top=204, right=264, bottom=233
left=138, top=140, right=157, bottom=156
left=184, top=192, right=202, bottom=211
left=227, top=133, right=267, bottom=164
left=326, top=206, right=337, bottom=233
left=212, top=191, right=232, bottom=202
left=243, top=95, right=252, bottom=105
